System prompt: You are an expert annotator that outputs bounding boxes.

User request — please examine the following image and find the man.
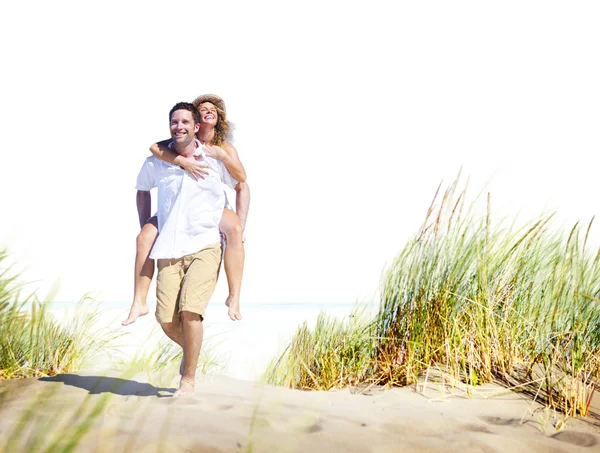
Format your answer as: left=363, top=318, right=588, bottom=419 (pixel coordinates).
left=135, top=102, right=238, bottom=396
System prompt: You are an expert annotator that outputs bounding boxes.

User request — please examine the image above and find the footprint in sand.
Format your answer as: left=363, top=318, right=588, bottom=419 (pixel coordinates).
left=551, top=431, right=598, bottom=448
left=479, top=416, right=521, bottom=426
left=464, top=424, right=492, bottom=434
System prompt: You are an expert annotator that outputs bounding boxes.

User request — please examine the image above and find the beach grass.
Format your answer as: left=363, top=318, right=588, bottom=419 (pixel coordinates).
left=0, top=248, right=124, bottom=380
left=266, top=178, right=600, bottom=416
left=264, top=307, right=374, bottom=390
left=0, top=297, right=124, bottom=380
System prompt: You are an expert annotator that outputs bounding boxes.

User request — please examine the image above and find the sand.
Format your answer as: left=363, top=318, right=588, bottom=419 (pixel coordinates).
left=1, top=370, right=599, bottom=453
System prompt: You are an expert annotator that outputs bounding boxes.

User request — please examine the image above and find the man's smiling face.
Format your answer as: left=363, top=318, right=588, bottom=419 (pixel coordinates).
left=170, top=109, right=200, bottom=146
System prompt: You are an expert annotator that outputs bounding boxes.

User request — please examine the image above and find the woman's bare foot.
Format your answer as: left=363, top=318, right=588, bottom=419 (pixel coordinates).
left=122, top=302, right=149, bottom=326
left=174, top=377, right=195, bottom=397
left=225, top=295, right=242, bottom=321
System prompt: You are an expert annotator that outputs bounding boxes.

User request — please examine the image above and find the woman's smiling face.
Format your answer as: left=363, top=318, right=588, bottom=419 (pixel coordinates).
left=198, top=102, right=218, bottom=126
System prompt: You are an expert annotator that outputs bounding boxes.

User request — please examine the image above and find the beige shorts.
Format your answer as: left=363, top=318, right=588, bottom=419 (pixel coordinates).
left=155, top=242, right=222, bottom=323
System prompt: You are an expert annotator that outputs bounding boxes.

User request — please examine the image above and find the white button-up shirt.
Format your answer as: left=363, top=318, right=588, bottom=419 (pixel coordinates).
left=136, top=141, right=238, bottom=259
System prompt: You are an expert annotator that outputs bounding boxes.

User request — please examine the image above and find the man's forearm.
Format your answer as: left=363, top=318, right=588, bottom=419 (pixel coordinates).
left=136, top=190, right=152, bottom=229
left=235, top=182, right=250, bottom=230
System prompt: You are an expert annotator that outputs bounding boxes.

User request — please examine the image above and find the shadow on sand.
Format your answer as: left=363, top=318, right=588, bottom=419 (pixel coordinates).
left=39, top=374, right=175, bottom=398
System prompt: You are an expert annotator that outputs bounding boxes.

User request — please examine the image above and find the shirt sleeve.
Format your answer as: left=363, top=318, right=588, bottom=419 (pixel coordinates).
left=136, top=157, right=157, bottom=191
left=216, top=160, right=238, bottom=190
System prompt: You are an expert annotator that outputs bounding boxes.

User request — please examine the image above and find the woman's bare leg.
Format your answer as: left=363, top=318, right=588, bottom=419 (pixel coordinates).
left=219, top=209, right=244, bottom=321
left=122, top=217, right=159, bottom=326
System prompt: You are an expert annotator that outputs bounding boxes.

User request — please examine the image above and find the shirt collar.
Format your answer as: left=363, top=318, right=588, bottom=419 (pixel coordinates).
left=167, top=139, right=204, bottom=158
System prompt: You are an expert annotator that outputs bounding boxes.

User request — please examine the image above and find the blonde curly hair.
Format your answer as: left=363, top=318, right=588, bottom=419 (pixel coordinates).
left=192, top=94, right=234, bottom=146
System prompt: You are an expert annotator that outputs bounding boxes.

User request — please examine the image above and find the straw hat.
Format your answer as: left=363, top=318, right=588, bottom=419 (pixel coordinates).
left=192, top=94, right=226, bottom=113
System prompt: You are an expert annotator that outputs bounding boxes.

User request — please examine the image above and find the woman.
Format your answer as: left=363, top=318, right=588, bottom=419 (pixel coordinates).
left=122, top=94, right=249, bottom=325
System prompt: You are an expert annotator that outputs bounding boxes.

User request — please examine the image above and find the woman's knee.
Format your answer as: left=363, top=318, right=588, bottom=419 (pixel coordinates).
left=221, top=218, right=243, bottom=241
left=137, top=223, right=158, bottom=249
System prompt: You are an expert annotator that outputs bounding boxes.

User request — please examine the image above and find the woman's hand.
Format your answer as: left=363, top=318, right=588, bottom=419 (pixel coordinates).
left=203, top=145, right=226, bottom=160
left=178, top=155, right=210, bottom=181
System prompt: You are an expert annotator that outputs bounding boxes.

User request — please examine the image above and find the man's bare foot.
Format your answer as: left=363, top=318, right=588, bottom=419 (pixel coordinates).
left=122, top=302, right=149, bottom=326
left=225, top=295, right=242, bottom=321
left=174, top=377, right=195, bottom=397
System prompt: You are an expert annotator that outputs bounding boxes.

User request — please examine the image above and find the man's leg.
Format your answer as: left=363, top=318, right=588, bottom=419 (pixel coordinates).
left=176, top=310, right=204, bottom=396
left=161, top=318, right=183, bottom=346
left=154, top=256, right=188, bottom=375
left=174, top=243, right=222, bottom=396
left=161, top=317, right=190, bottom=377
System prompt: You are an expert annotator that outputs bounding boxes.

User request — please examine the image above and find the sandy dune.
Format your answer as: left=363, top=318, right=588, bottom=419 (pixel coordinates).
left=1, top=370, right=599, bottom=452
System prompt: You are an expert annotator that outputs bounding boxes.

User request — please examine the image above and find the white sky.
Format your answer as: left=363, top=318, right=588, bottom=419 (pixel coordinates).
left=1, top=1, right=599, bottom=306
